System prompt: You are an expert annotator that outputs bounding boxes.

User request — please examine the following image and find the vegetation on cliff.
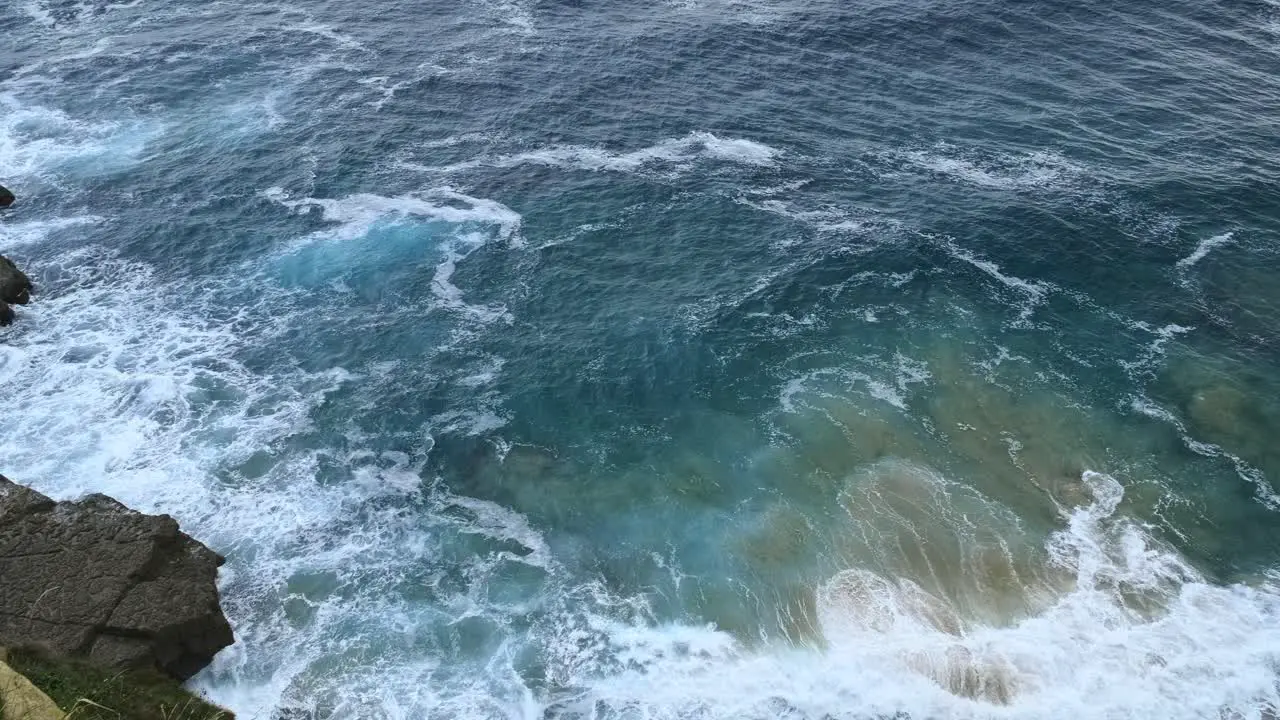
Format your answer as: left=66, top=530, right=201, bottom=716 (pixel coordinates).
left=3, top=647, right=233, bottom=720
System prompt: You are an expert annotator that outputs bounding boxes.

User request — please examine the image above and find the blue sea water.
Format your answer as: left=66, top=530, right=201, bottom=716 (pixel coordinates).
left=4, top=0, right=1280, bottom=717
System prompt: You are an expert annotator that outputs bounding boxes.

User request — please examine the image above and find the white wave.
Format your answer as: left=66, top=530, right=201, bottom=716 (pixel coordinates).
left=282, top=20, right=370, bottom=52
left=431, top=408, right=510, bottom=435
left=265, top=189, right=522, bottom=327
left=9, top=239, right=1278, bottom=720
left=938, top=237, right=1054, bottom=326
left=266, top=188, right=524, bottom=247
left=20, top=1, right=56, bottom=27
left=416, top=132, right=505, bottom=149
left=1118, top=321, right=1192, bottom=379
left=0, top=247, right=346, bottom=506
left=0, top=93, right=162, bottom=184
left=698, top=134, right=778, bottom=164
left=0, top=99, right=527, bottom=720
left=677, top=265, right=795, bottom=331
left=1176, top=231, right=1234, bottom=269
left=902, top=146, right=1082, bottom=191
left=1130, top=396, right=1280, bottom=510
left=218, top=92, right=290, bottom=133
left=549, top=472, right=1280, bottom=720
left=436, top=491, right=554, bottom=569
left=736, top=196, right=871, bottom=240
left=943, top=241, right=1050, bottom=302
left=0, top=215, right=104, bottom=249
left=11, top=36, right=117, bottom=79
left=781, top=355, right=931, bottom=413
left=403, top=132, right=781, bottom=177
left=0, top=240, right=544, bottom=719
left=534, top=213, right=641, bottom=249
left=19, top=0, right=143, bottom=30
left=476, top=0, right=537, bottom=34
left=357, top=74, right=428, bottom=111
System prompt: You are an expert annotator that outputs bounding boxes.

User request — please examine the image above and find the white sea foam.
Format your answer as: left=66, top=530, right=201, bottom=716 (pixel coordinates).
left=0, top=215, right=104, bottom=249
left=901, top=146, right=1082, bottom=191
left=6, top=34, right=1278, bottom=720
left=11, top=36, right=118, bottom=80
left=1130, top=396, right=1223, bottom=459
left=20, top=0, right=143, bottom=29
left=1176, top=231, right=1234, bottom=269
left=781, top=355, right=932, bottom=413
left=436, top=491, right=554, bottom=569
left=544, top=471, right=1280, bottom=720
left=266, top=188, right=525, bottom=247
left=8, top=230, right=1279, bottom=720
left=1130, top=396, right=1280, bottom=510
left=20, top=1, right=56, bottom=27
left=403, top=132, right=781, bottom=177
left=416, top=132, right=505, bottom=149
left=943, top=241, right=1050, bottom=302
left=264, top=189, right=523, bottom=329
left=938, top=237, right=1054, bottom=326
left=0, top=95, right=532, bottom=718
left=357, top=74, right=428, bottom=111
left=534, top=213, right=639, bottom=249
left=736, top=196, right=872, bottom=241
left=0, top=93, right=162, bottom=184
left=1118, top=321, right=1192, bottom=379
left=13, top=275, right=1271, bottom=720
left=291, top=22, right=366, bottom=50
left=0, top=241, right=541, bottom=719
left=476, top=0, right=538, bottom=34
left=218, top=92, right=290, bottom=133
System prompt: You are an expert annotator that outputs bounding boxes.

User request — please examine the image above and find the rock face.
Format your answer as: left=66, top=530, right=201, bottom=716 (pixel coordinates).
left=0, top=476, right=234, bottom=682
left=0, top=256, right=32, bottom=305
left=0, top=301, right=12, bottom=327
left=0, top=184, right=13, bottom=209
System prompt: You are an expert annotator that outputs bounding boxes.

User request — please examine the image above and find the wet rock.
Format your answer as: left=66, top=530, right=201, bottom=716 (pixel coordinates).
left=0, top=255, right=32, bottom=305
left=0, top=184, right=13, bottom=209
left=0, top=475, right=234, bottom=682
left=0, top=301, right=12, bottom=327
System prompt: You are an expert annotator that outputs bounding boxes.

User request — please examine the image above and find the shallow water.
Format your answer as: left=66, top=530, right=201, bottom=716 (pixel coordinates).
left=3, top=0, right=1280, bottom=717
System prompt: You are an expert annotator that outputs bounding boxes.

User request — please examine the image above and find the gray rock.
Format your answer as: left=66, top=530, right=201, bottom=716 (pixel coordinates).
left=0, top=475, right=234, bottom=681
left=0, top=184, right=13, bottom=209
left=0, top=255, right=32, bottom=305
left=0, top=301, right=12, bottom=327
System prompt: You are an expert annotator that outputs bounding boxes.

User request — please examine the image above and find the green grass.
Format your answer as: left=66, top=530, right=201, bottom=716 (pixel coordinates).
left=5, top=648, right=234, bottom=720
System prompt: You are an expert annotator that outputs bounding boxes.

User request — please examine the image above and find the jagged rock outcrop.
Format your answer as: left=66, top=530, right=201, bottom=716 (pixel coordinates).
left=0, top=476, right=234, bottom=682
left=0, top=184, right=13, bottom=209
left=0, top=256, right=31, bottom=305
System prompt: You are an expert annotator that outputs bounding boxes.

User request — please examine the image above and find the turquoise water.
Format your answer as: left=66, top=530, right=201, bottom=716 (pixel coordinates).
left=3, top=1, right=1280, bottom=717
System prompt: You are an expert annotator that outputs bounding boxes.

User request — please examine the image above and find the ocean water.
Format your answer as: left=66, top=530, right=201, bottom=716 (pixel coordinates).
left=3, top=0, right=1280, bottom=717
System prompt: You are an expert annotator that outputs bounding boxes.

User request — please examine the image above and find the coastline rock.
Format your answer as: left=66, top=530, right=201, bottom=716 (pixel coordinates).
left=0, top=301, right=12, bottom=327
left=0, top=658, right=65, bottom=720
left=0, top=184, right=13, bottom=209
left=0, top=476, right=234, bottom=682
left=0, top=256, right=32, bottom=305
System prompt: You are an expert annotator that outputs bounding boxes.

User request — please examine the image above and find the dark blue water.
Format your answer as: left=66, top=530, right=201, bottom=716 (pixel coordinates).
left=3, top=1, right=1280, bottom=717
